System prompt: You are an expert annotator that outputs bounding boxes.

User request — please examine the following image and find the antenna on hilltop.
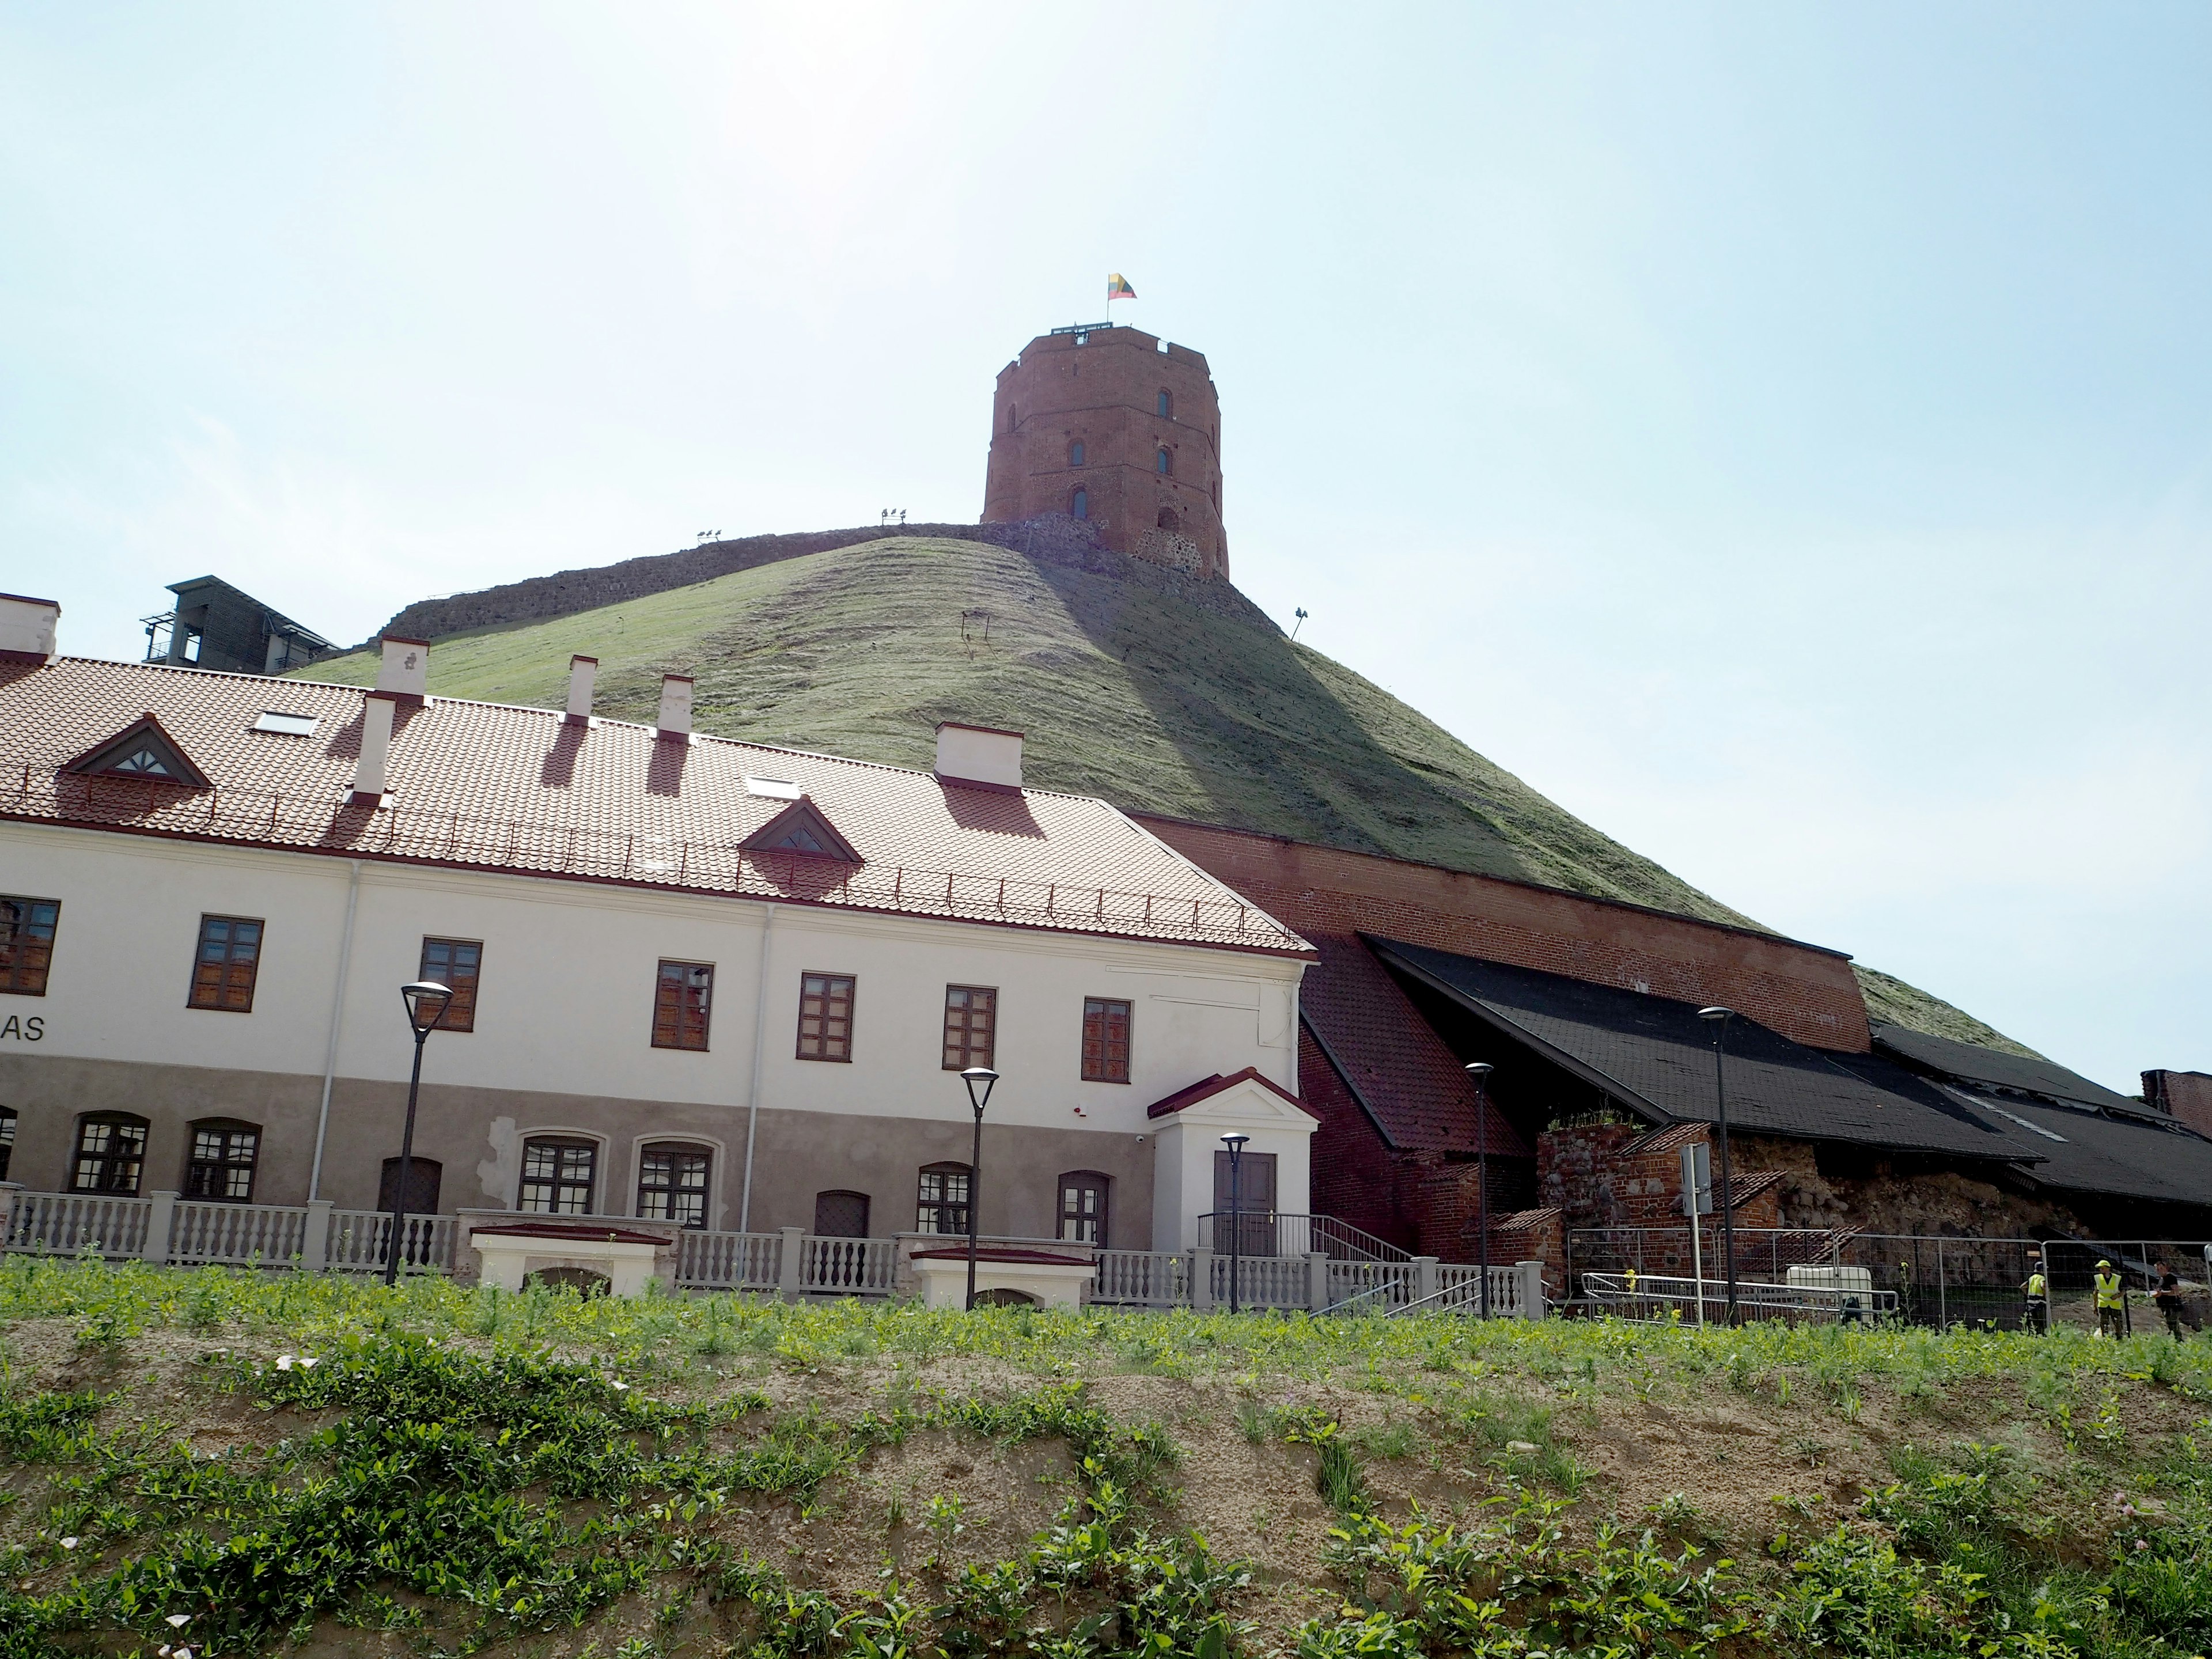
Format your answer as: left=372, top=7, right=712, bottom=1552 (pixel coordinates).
left=1291, top=607, right=1309, bottom=642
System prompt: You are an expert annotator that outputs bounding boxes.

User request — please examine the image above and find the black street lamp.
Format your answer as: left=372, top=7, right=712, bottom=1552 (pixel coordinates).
left=959, top=1066, right=998, bottom=1310
left=1696, top=1007, right=1739, bottom=1325
left=1464, top=1063, right=1494, bottom=1318
left=1219, top=1132, right=1249, bottom=1314
left=388, top=980, right=452, bottom=1287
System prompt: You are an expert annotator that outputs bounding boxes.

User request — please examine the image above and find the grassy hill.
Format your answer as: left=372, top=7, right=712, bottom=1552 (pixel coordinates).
left=296, top=533, right=2028, bottom=1054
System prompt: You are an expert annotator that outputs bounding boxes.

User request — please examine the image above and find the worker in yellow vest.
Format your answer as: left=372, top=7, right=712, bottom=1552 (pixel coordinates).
left=2093, top=1260, right=2127, bottom=1339
left=2021, top=1256, right=2049, bottom=1335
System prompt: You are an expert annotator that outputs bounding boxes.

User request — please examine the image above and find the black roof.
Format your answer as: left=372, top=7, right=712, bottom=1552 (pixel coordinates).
left=1871, top=1022, right=2134, bottom=1111
left=1370, top=937, right=2035, bottom=1165
left=1931, top=1084, right=2212, bottom=1210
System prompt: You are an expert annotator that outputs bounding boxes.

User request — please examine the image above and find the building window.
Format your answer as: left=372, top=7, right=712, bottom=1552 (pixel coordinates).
left=1007, top=403, right=1017, bottom=431
left=916, top=1162, right=971, bottom=1234
left=0, top=897, right=60, bottom=997
left=1156, top=448, right=1172, bottom=476
left=71, top=1113, right=148, bottom=1195
left=1157, top=389, right=1172, bottom=418
left=942, top=984, right=997, bottom=1071
left=0, top=1106, right=16, bottom=1182
left=520, top=1137, right=598, bottom=1214
left=1069, top=440, right=1085, bottom=467
left=1070, top=487, right=1088, bottom=520
left=185, top=1119, right=260, bottom=1202
left=378, top=1157, right=442, bottom=1215
left=1058, top=1172, right=1109, bottom=1245
left=419, top=938, right=482, bottom=1032
left=187, top=915, right=263, bottom=1012
left=1081, top=997, right=1132, bottom=1083
left=813, top=1189, right=870, bottom=1237
left=637, top=1142, right=712, bottom=1228
left=797, top=972, right=855, bottom=1061
left=652, top=960, right=713, bottom=1051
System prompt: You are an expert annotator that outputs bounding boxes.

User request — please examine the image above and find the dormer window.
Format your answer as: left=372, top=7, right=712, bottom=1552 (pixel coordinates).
left=741, top=797, right=862, bottom=863
left=63, top=714, right=211, bottom=789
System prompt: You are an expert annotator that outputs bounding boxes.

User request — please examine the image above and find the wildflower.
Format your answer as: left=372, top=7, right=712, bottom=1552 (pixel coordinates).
left=2134, top=1539, right=2149, bottom=1552
left=276, top=1354, right=295, bottom=1370
left=299, top=1355, right=320, bottom=1368
left=59, top=1536, right=79, bottom=1550
left=612, top=1380, right=631, bottom=1391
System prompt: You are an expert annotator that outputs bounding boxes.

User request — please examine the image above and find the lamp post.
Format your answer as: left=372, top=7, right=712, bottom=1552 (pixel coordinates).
left=1696, top=1007, right=1739, bottom=1325
left=1220, top=1132, right=1249, bottom=1314
left=959, top=1066, right=998, bottom=1310
left=1464, top=1063, right=1494, bottom=1319
left=387, top=980, right=452, bottom=1287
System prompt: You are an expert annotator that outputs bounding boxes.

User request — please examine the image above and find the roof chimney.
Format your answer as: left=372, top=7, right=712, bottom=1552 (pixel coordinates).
left=375, top=636, right=430, bottom=700
left=0, top=593, right=60, bottom=663
left=657, top=673, right=694, bottom=741
left=352, top=691, right=400, bottom=803
left=566, top=655, right=597, bottom=724
left=934, top=721, right=1024, bottom=791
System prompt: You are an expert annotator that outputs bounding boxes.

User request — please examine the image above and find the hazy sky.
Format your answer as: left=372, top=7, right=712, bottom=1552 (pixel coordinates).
left=5, top=3, right=2208, bottom=1090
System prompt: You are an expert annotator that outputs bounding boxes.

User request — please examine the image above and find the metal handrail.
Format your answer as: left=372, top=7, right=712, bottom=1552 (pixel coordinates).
left=0, top=763, right=1302, bottom=949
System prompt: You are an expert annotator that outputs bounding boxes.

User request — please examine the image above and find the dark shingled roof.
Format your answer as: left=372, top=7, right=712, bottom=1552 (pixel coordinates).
left=1932, top=1085, right=2212, bottom=1210
left=1871, top=1023, right=2134, bottom=1111
left=1370, top=938, right=2035, bottom=1165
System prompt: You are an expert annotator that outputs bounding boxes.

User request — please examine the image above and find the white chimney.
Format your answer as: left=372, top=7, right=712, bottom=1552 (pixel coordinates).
left=375, top=636, right=431, bottom=699
left=566, top=654, right=597, bottom=723
left=353, top=691, right=399, bottom=802
left=0, top=593, right=60, bottom=662
left=657, top=673, right=694, bottom=740
left=934, top=721, right=1024, bottom=790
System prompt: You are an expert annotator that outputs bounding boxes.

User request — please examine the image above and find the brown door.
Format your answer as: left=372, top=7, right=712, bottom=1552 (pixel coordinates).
left=1213, top=1149, right=1278, bottom=1256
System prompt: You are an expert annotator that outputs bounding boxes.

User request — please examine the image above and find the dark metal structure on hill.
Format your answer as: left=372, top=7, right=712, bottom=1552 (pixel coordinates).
left=145, top=576, right=333, bottom=676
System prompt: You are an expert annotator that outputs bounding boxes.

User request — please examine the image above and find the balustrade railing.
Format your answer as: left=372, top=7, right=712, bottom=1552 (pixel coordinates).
left=803, top=1234, right=899, bottom=1294
left=676, top=1228, right=781, bottom=1290
left=168, top=1200, right=308, bottom=1267
left=327, top=1210, right=456, bottom=1274
left=1092, top=1249, right=1188, bottom=1307
left=1210, top=1250, right=1309, bottom=1308
left=2, top=1191, right=151, bottom=1257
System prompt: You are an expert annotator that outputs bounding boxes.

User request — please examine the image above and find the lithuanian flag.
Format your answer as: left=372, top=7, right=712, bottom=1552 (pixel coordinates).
left=1107, top=273, right=1137, bottom=301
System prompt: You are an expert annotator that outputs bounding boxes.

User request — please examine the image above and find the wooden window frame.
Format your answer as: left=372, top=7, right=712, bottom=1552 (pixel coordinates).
left=1057, top=1171, right=1110, bottom=1247
left=518, top=1136, right=599, bottom=1215
left=185, top=1118, right=261, bottom=1203
left=418, top=937, right=483, bottom=1032
left=636, top=1142, right=713, bottom=1229
left=915, top=1162, right=972, bottom=1236
left=796, top=971, right=857, bottom=1062
left=652, top=960, right=714, bottom=1051
left=1081, top=997, right=1132, bottom=1083
left=71, top=1113, right=149, bottom=1196
left=0, top=896, right=60, bottom=997
left=187, top=914, right=264, bottom=1012
left=941, top=984, right=997, bottom=1071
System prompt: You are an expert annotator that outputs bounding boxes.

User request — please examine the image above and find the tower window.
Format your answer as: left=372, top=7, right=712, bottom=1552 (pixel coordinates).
left=1007, top=403, right=1017, bottom=431
left=1157, top=389, right=1172, bottom=418
left=1156, top=508, right=1179, bottom=534
left=1069, top=440, right=1085, bottom=467
left=1071, top=488, right=1088, bottom=520
left=1156, top=449, right=1172, bottom=476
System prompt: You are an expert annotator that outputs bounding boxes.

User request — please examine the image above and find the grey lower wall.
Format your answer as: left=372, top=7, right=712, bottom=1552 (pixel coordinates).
left=0, top=1052, right=1154, bottom=1251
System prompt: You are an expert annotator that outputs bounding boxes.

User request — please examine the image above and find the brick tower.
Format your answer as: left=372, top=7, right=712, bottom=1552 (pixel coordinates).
left=981, top=324, right=1228, bottom=579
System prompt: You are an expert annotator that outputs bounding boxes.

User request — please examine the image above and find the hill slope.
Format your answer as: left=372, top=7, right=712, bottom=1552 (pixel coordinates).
left=297, top=533, right=2028, bottom=1052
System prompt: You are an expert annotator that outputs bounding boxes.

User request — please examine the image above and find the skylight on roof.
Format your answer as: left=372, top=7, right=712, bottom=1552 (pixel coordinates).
left=743, top=775, right=802, bottom=800
left=253, top=711, right=319, bottom=737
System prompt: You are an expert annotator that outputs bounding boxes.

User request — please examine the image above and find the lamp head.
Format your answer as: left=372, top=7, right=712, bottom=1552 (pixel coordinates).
left=1463, top=1062, right=1494, bottom=1081
left=1696, top=1006, right=1734, bottom=1024
left=960, top=1066, right=999, bottom=1115
left=1219, top=1131, right=1250, bottom=1156
left=401, top=980, right=453, bottom=1035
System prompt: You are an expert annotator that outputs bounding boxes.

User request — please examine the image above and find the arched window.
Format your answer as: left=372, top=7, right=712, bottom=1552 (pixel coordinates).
left=915, top=1162, right=971, bottom=1235
left=520, top=1136, right=598, bottom=1215
left=1070, top=488, right=1089, bottom=521
left=1007, top=403, right=1017, bottom=431
left=1156, top=449, right=1172, bottom=476
left=1058, top=1172, right=1110, bottom=1245
left=813, top=1190, right=870, bottom=1237
left=1157, top=389, right=1172, bottom=418
left=0, top=1105, right=16, bottom=1183
left=1068, top=440, right=1085, bottom=467
left=1156, top=507, right=1179, bottom=534
left=185, top=1118, right=260, bottom=1202
left=71, top=1113, right=148, bottom=1195
left=637, top=1142, right=711, bottom=1228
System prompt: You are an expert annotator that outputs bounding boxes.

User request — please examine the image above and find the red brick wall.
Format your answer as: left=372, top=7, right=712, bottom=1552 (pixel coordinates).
left=1134, top=819, right=1873, bottom=1052
left=2143, top=1070, right=2212, bottom=1141
left=983, top=328, right=1228, bottom=579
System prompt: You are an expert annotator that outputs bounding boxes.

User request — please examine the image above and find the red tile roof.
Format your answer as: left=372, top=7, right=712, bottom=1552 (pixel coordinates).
left=1144, top=1066, right=1319, bottom=1120
left=0, top=657, right=1310, bottom=957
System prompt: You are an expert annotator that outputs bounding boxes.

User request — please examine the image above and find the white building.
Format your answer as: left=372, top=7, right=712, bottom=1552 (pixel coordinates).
left=0, top=595, right=1316, bottom=1266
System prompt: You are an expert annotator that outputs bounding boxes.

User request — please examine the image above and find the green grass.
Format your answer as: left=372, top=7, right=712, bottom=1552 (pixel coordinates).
left=294, top=533, right=2023, bottom=1050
